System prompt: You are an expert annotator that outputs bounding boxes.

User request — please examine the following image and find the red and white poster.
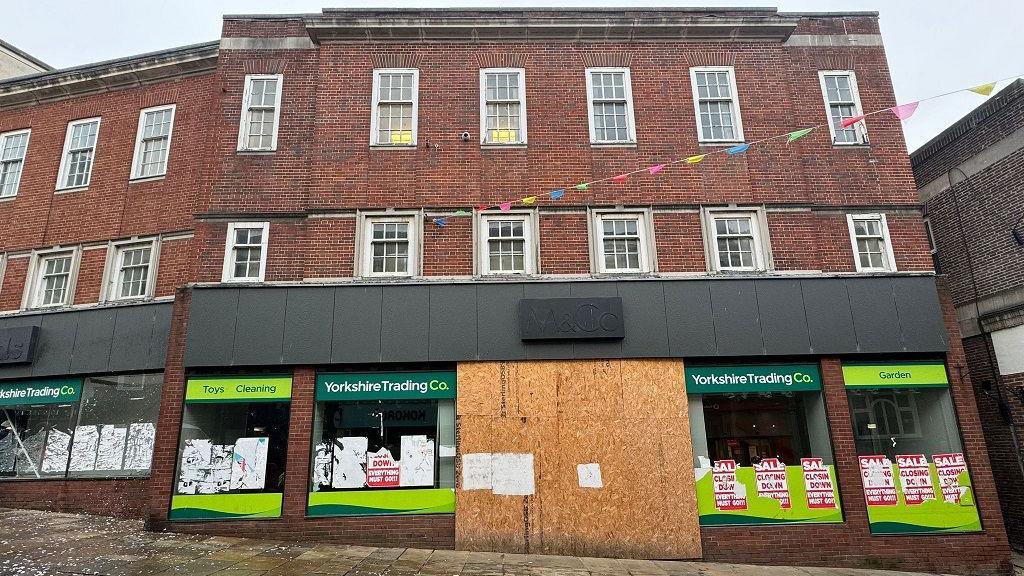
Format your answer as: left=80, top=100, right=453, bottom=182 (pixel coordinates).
left=933, top=452, right=970, bottom=504
left=712, top=459, right=747, bottom=511
left=366, top=448, right=400, bottom=487
left=858, top=455, right=898, bottom=506
left=753, top=458, right=790, bottom=508
left=896, top=454, right=936, bottom=505
left=801, top=457, right=837, bottom=509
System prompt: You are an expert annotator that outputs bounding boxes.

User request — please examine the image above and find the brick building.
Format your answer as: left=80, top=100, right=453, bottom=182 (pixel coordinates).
left=911, top=79, right=1024, bottom=552
left=0, top=8, right=1011, bottom=575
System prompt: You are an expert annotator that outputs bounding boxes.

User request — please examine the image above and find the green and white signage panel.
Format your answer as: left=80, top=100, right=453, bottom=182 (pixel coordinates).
left=0, top=378, right=82, bottom=406
left=307, top=488, right=455, bottom=517
left=686, top=364, right=821, bottom=394
left=185, top=376, right=292, bottom=403
left=843, top=362, right=949, bottom=389
left=316, top=371, right=456, bottom=401
left=170, top=493, right=283, bottom=520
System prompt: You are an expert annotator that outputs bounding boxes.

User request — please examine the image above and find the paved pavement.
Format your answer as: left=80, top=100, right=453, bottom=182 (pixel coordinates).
left=0, top=508, right=955, bottom=576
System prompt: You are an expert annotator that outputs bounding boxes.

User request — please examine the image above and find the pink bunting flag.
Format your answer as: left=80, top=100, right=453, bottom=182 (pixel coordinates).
left=890, top=102, right=919, bottom=121
left=648, top=164, right=666, bottom=176
left=499, top=202, right=512, bottom=211
left=840, top=115, right=866, bottom=128
left=611, top=173, right=629, bottom=183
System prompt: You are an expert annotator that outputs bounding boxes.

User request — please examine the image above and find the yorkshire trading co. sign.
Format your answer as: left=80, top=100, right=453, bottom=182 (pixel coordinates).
left=518, top=297, right=625, bottom=341
left=0, top=326, right=38, bottom=365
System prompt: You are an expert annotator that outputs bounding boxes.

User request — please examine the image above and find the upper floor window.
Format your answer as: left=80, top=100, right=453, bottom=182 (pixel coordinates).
left=819, top=71, right=866, bottom=145
left=480, top=68, right=527, bottom=145
left=360, top=214, right=419, bottom=277
left=585, top=68, right=636, bottom=145
left=237, top=75, right=282, bottom=152
left=847, top=214, right=895, bottom=272
left=131, top=105, right=175, bottom=179
left=0, top=129, right=30, bottom=198
left=592, top=210, right=652, bottom=273
left=57, top=118, right=100, bottom=190
left=103, top=239, right=157, bottom=301
left=690, top=67, right=743, bottom=143
left=26, top=248, right=79, bottom=308
left=371, top=69, right=418, bottom=147
left=479, top=212, right=535, bottom=275
left=705, top=209, right=770, bottom=272
left=924, top=217, right=940, bottom=273
left=222, top=222, right=269, bottom=282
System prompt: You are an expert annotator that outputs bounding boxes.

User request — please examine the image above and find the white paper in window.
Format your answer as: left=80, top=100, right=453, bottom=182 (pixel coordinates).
left=332, top=436, right=367, bottom=489
left=124, top=423, right=156, bottom=470
left=177, top=438, right=212, bottom=494
left=230, top=437, right=269, bottom=490
left=312, top=441, right=332, bottom=489
left=68, top=425, right=99, bottom=472
left=461, top=453, right=493, bottom=490
left=198, top=444, right=234, bottom=493
left=95, top=425, right=127, bottom=470
left=42, top=429, right=72, bottom=473
left=0, top=431, right=16, bottom=473
left=491, top=453, right=535, bottom=496
left=399, top=435, right=435, bottom=487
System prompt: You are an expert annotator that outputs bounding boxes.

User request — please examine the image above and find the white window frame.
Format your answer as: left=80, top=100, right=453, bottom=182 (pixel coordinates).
left=56, top=117, right=101, bottom=191
left=0, top=254, right=6, bottom=295
left=923, top=217, right=937, bottom=255
left=22, top=247, right=81, bottom=310
left=358, top=212, right=421, bottom=278
left=0, top=128, right=31, bottom=199
left=369, top=68, right=419, bottom=147
left=479, top=68, right=527, bottom=146
left=589, top=209, right=655, bottom=274
left=703, top=208, right=772, bottom=273
left=130, top=104, right=176, bottom=180
left=100, top=238, right=160, bottom=302
left=689, top=67, right=745, bottom=144
left=221, top=222, right=270, bottom=282
left=236, top=74, right=283, bottom=152
left=847, top=213, right=896, bottom=272
left=819, top=70, right=867, bottom=145
left=476, top=211, right=538, bottom=276
left=585, top=67, right=637, bottom=145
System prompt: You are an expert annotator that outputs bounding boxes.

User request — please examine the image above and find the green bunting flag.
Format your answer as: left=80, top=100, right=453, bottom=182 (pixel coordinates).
left=575, top=183, right=589, bottom=191
left=786, top=127, right=814, bottom=143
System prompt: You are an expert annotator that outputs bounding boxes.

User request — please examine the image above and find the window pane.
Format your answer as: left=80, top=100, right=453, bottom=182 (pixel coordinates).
left=0, top=403, right=78, bottom=479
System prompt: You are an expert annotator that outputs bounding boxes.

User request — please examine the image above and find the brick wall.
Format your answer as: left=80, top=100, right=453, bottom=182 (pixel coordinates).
left=0, top=478, right=148, bottom=518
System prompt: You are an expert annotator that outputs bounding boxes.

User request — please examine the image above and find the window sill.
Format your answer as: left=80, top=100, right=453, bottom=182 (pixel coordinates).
left=832, top=143, right=871, bottom=149
left=129, top=175, right=166, bottom=184
left=481, top=144, right=527, bottom=150
left=590, top=142, right=637, bottom=148
left=369, top=144, right=418, bottom=149
left=221, top=278, right=266, bottom=284
left=55, top=186, right=88, bottom=194
left=0, top=195, right=16, bottom=203
left=698, top=141, right=745, bottom=147
left=236, top=150, right=277, bottom=155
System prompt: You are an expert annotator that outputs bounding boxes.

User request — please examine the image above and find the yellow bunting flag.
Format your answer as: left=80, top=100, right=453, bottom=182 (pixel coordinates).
left=686, top=154, right=706, bottom=164
left=968, top=83, right=996, bottom=96
left=522, top=196, right=537, bottom=205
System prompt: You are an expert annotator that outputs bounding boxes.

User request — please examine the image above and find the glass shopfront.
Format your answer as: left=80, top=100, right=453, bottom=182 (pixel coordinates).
left=844, top=361, right=981, bottom=534
left=687, top=364, right=843, bottom=525
left=308, top=371, right=456, bottom=516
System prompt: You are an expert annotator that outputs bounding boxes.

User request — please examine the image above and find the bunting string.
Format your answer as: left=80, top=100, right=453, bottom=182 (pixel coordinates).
left=430, top=72, right=1023, bottom=226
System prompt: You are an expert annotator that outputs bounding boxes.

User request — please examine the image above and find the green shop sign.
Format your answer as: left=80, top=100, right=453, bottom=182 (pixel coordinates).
left=0, top=378, right=82, bottom=406
left=316, top=371, right=456, bottom=401
left=308, top=488, right=455, bottom=517
left=843, top=362, right=949, bottom=389
left=686, top=364, right=821, bottom=394
left=170, top=493, right=283, bottom=520
left=185, top=376, right=293, bottom=403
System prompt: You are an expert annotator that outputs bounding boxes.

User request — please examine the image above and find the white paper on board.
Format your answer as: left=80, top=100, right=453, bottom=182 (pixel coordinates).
left=177, top=438, right=212, bottom=493
left=461, top=453, right=492, bottom=490
left=95, top=426, right=128, bottom=471
left=68, top=425, right=99, bottom=472
left=124, top=423, right=156, bottom=470
left=399, top=435, right=435, bottom=487
left=491, top=453, right=535, bottom=496
left=312, top=441, right=332, bottom=489
left=332, top=436, right=368, bottom=488
left=697, top=455, right=712, bottom=469
left=577, top=463, right=603, bottom=488
left=439, top=444, right=456, bottom=458
left=230, top=437, right=269, bottom=490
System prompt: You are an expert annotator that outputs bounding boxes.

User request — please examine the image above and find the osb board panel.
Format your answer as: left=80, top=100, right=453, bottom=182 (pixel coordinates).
left=455, top=359, right=700, bottom=560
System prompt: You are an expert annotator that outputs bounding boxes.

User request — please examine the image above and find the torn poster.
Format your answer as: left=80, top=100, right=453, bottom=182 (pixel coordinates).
left=896, top=454, right=935, bottom=505
left=577, top=463, right=603, bottom=489
left=230, top=437, right=269, bottom=490
left=68, top=425, right=99, bottom=472
left=367, top=447, right=400, bottom=488
left=858, top=455, right=898, bottom=506
left=491, top=453, right=535, bottom=496
left=399, top=435, right=435, bottom=487
left=95, top=425, right=128, bottom=470
left=712, top=459, right=746, bottom=510
left=753, top=458, right=790, bottom=508
left=312, top=441, right=332, bottom=489
left=801, top=457, right=836, bottom=509
left=461, top=453, right=492, bottom=490
left=933, top=452, right=970, bottom=504
left=124, top=422, right=156, bottom=470
left=42, top=429, right=72, bottom=473
left=177, top=438, right=212, bottom=494
left=332, top=436, right=367, bottom=489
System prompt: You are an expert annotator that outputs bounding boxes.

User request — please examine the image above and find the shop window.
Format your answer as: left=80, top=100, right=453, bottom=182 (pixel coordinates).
left=67, top=374, right=162, bottom=478
left=843, top=361, right=980, bottom=534
left=0, top=379, right=82, bottom=480
left=171, top=376, right=292, bottom=520
left=687, top=364, right=842, bottom=526
left=308, top=372, right=456, bottom=517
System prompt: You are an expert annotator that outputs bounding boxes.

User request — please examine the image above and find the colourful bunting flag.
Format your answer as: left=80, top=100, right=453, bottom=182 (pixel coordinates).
left=499, top=202, right=512, bottom=211
left=890, top=101, right=919, bottom=121
left=968, top=83, right=995, bottom=96
left=726, top=143, right=750, bottom=155
left=550, top=189, right=565, bottom=200
left=611, top=173, right=629, bottom=183
left=432, top=218, right=446, bottom=227
left=476, top=204, right=488, bottom=212
left=786, top=127, right=814, bottom=143
left=454, top=209, right=469, bottom=216
left=575, top=183, right=589, bottom=191
left=522, top=196, right=537, bottom=205
left=686, top=154, right=706, bottom=164
left=648, top=164, right=666, bottom=175
left=840, top=115, right=866, bottom=128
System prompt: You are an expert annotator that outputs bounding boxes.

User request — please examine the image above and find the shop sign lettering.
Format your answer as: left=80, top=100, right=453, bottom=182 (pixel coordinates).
left=185, top=377, right=293, bottom=402
left=316, top=371, right=456, bottom=401
left=933, top=452, right=969, bottom=503
left=859, top=455, right=898, bottom=506
left=0, top=326, right=37, bottom=365
left=842, top=362, right=949, bottom=388
left=753, top=458, right=790, bottom=508
left=896, top=454, right=935, bottom=505
left=686, top=364, right=822, bottom=393
left=518, top=298, right=624, bottom=340
left=0, top=378, right=81, bottom=406
left=801, top=458, right=837, bottom=509
left=712, top=459, right=747, bottom=511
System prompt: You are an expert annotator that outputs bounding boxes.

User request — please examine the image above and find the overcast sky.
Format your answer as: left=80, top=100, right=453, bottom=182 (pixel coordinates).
left=2, top=0, right=1021, bottom=151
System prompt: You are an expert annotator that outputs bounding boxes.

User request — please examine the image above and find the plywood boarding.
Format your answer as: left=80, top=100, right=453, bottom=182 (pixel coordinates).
left=455, top=359, right=700, bottom=559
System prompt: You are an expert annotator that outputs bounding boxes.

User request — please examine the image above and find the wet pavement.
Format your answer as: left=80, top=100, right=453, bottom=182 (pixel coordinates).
left=0, top=508, right=955, bottom=576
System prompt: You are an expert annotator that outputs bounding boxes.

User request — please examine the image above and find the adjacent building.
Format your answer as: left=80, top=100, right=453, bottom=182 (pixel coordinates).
left=912, top=79, right=1024, bottom=551
left=0, top=9, right=1011, bottom=575
left=0, top=39, right=51, bottom=81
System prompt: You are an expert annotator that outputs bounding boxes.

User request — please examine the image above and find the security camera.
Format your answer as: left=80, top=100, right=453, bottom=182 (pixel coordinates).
left=460, top=131, right=471, bottom=142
